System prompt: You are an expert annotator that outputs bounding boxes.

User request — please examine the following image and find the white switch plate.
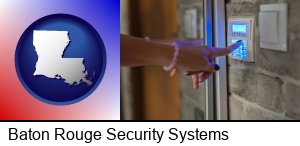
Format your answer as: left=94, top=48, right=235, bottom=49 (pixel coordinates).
left=259, top=3, right=287, bottom=52
left=260, top=11, right=278, bottom=43
left=184, top=9, right=197, bottom=39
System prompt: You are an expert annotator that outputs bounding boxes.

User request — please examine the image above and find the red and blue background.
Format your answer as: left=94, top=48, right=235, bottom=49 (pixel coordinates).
left=0, top=0, right=120, bottom=120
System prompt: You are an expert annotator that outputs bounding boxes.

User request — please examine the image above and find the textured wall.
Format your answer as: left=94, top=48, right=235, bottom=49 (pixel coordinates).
left=178, top=0, right=300, bottom=120
left=177, top=0, right=205, bottom=120
left=227, top=0, right=300, bottom=120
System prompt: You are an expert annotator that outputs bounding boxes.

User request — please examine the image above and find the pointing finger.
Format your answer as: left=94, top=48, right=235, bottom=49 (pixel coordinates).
left=211, top=40, right=242, bottom=58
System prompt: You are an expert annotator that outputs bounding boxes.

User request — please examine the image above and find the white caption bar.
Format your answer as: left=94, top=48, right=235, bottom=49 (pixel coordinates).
left=0, top=122, right=297, bottom=146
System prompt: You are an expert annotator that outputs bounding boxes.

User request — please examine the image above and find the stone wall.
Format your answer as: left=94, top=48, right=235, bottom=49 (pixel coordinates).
left=227, top=0, right=300, bottom=120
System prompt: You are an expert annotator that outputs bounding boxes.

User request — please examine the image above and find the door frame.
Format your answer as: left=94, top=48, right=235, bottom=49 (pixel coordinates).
left=204, top=0, right=227, bottom=120
left=204, top=0, right=214, bottom=120
left=213, top=0, right=227, bottom=120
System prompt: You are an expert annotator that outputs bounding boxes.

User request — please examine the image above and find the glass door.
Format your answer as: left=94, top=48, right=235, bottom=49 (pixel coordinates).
left=203, top=0, right=214, bottom=120
left=212, top=0, right=228, bottom=120
left=203, top=0, right=227, bottom=120
left=120, top=0, right=228, bottom=120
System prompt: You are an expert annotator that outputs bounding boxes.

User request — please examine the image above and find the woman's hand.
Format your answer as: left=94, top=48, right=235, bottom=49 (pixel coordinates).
left=121, top=34, right=241, bottom=89
left=171, top=40, right=242, bottom=89
left=169, top=39, right=204, bottom=76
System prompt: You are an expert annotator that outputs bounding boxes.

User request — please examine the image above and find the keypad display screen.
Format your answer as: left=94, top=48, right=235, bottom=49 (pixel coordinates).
left=232, top=24, right=247, bottom=33
left=231, top=39, right=247, bottom=59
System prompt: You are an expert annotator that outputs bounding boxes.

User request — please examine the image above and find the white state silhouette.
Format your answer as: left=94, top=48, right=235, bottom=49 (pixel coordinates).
left=33, top=30, right=92, bottom=86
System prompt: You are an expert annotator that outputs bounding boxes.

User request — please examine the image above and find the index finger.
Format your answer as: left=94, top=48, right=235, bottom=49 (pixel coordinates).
left=210, top=40, right=242, bottom=58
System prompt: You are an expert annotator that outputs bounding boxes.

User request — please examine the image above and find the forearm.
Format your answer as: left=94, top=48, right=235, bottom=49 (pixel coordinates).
left=121, top=34, right=173, bottom=67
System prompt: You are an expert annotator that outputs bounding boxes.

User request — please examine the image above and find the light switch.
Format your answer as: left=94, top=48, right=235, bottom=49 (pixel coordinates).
left=259, top=11, right=278, bottom=43
left=259, top=3, right=287, bottom=52
left=184, top=9, right=197, bottom=39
